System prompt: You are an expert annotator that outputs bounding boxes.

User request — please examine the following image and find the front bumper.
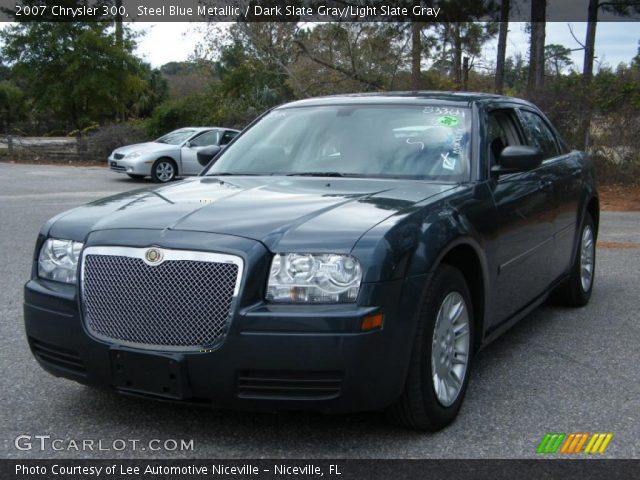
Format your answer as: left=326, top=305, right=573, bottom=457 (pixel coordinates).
left=24, top=272, right=426, bottom=413
left=107, top=155, right=152, bottom=176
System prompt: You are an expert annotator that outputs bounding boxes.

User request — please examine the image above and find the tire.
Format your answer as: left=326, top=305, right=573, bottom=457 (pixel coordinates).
left=553, top=213, right=596, bottom=307
left=127, top=174, right=145, bottom=180
left=390, top=264, right=474, bottom=431
left=151, top=158, right=177, bottom=183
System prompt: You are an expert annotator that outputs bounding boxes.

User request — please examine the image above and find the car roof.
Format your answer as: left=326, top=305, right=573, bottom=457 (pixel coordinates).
left=178, top=127, right=240, bottom=132
left=277, top=91, right=536, bottom=109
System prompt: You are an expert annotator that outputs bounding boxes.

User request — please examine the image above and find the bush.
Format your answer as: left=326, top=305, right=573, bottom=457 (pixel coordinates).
left=88, top=122, right=149, bottom=158
left=144, top=94, right=214, bottom=138
left=144, top=89, right=259, bottom=137
left=519, top=67, right=640, bottom=185
left=591, top=111, right=640, bottom=184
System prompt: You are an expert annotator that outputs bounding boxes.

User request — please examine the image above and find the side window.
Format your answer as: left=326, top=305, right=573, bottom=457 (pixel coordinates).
left=518, top=110, right=559, bottom=159
left=487, top=109, right=522, bottom=167
left=220, top=130, right=238, bottom=146
left=190, top=130, right=219, bottom=147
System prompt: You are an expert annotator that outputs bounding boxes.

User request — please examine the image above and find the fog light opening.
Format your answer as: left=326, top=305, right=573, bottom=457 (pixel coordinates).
left=361, top=313, right=383, bottom=331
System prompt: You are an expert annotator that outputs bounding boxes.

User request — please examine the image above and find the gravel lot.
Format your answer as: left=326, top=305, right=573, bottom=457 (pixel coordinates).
left=1, top=163, right=638, bottom=459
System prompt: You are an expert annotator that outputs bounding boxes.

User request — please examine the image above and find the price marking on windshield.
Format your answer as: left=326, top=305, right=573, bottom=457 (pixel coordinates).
left=438, top=115, right=459, bottom=127
left=423, top=106, right=460, bottom=115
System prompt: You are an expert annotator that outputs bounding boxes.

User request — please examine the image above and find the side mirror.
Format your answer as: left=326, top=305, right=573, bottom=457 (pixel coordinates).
left=197, top=145, right=222, bottom=167
left=184, top=141, right=192, bottom=148
left=492, top=145, right=543, bottom=175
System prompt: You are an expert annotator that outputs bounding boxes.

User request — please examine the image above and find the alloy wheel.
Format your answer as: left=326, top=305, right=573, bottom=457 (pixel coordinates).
left=431, top=291, right=471, bottom=407
left=156, top=161, right=175, bottom=182
left=580, top=224, right=595, bottom=292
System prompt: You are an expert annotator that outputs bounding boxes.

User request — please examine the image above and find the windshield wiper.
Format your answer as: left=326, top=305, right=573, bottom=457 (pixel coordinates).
left=285, top=172, right=348, bottom=177
left=210, top=172, right=267, bottom=176
left=210, top=172, right=359, bottom=177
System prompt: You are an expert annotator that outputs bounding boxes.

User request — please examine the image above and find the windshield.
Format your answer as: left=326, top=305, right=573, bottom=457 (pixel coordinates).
left=206, top=105, right=471, bottom=180
left=156, top=129, right=197, bottom=145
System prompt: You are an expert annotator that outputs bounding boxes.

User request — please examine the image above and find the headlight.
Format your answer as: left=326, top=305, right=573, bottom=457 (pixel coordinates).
left=126, top=151, right=142, bottom=158
left=267, top=253, right=362, bottom=303
left=38, top=238, right=83, bottom=284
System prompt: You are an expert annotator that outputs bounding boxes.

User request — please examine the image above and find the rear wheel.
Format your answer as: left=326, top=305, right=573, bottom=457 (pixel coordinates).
left=151, top=158, right=177, bottom=183
left=553, top=213, right=596, bottom=307
left=391, top=265, right=474, bottom=431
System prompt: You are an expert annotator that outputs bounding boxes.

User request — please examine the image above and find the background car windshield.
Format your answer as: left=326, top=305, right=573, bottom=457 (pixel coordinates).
left=207, top=105, right=471, bottom=180
left=156, top=129, right=196, bottom=145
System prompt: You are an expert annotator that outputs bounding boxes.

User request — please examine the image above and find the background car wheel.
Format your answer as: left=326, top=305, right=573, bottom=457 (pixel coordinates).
left=126, top=174, right=145, bottom=180
left=151, top=158, right=177, bottom=183
left=390, top=264, right=474, bottom=431
left=553, top=213, right=596, bottom=307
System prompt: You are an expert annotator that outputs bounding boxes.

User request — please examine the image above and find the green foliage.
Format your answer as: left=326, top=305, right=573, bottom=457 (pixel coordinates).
left=502, top=54, right=529, bottom=92
left=524, top=65, right=640, bottom=183
left=545, top=44, right=573, bottom=77
left=0, top=7, right=165, bottom=132
left=145, top=94, right=213, bottom=137
left=160, top=61, right=214, bottom=76
left=631, top=40, right=640, bottom=69
left=215, top=40, right=292, bottom=108
left=134, top=65, right=169, bottom=117
left=0, top=80, right=26, bottom=131
left=147, top=36, right=295, bottom=136
left=0, top=62, right=10, bottom=81
left=591, top=65, right=640, bottom=112
left=428, top=1, right=499, bottom=84
left=289, top=23, right=408, bottom=94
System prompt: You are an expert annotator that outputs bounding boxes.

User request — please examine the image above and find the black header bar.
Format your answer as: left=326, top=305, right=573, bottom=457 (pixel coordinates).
left=1, top=0, right=640, bottom=22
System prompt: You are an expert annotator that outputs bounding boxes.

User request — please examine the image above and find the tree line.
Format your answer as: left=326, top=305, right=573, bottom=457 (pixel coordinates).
left=1, top=0, right=639, bottom=181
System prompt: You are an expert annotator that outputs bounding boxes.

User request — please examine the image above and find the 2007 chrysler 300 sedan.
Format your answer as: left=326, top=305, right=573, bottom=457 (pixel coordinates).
left=24, top=92, right=598, bottom=431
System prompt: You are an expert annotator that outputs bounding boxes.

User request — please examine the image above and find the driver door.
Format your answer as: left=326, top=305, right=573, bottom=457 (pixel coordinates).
left=180, top=130, right=220, bottom=175
left=487, top=108, right=555, bottom=325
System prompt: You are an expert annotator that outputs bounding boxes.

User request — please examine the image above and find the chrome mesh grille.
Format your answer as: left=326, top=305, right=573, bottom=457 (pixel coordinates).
left=82, top=251, right=240, bottom=348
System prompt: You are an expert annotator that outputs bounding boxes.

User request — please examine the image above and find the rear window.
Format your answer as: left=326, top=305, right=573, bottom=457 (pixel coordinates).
left=519, top=110, right=560, bottom=159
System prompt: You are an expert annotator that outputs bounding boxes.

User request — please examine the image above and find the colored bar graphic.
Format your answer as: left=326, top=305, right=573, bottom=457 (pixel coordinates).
left=584, top=433, right=599, bottom=453
left=585, top=433, right=614, bottom=454
left=537, top=433, right=565, bottom=454
left=560, top=433, right=580, bottom=453
left=538, top=433, right=613, bottom=454
left=537, top=433, right=552, bottom=454
left=559, top=432, right=587, bottom=454
left=597, top=433, right=614, bottom=453
left=572, top=433, right=589, bottom=454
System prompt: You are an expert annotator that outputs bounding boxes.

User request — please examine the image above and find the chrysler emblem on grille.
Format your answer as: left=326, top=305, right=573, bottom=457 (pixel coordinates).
left=144, top=248, right=163, bottom=265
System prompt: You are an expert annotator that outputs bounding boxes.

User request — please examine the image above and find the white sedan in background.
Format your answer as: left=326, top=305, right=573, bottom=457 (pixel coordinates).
left=108, top=127, right=240, bottom=182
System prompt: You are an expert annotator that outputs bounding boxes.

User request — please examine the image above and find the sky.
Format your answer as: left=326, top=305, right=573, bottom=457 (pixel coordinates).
left=0, top=21, right=637, bottom=73
left=131, top=21, right=639, bottom=73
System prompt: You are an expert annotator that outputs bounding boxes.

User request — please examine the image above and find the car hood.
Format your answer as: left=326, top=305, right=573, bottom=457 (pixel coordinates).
left=113, top=142, right=176, bottom=155
left=49, top=176, right=457, bottom=252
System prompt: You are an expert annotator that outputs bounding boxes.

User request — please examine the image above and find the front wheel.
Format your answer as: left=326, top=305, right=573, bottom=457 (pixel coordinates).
left=391, top=265, right=474, bottom=431
left=553, top=213, right=596, bottom=307
left=151, top=158, right=177, bottom=183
